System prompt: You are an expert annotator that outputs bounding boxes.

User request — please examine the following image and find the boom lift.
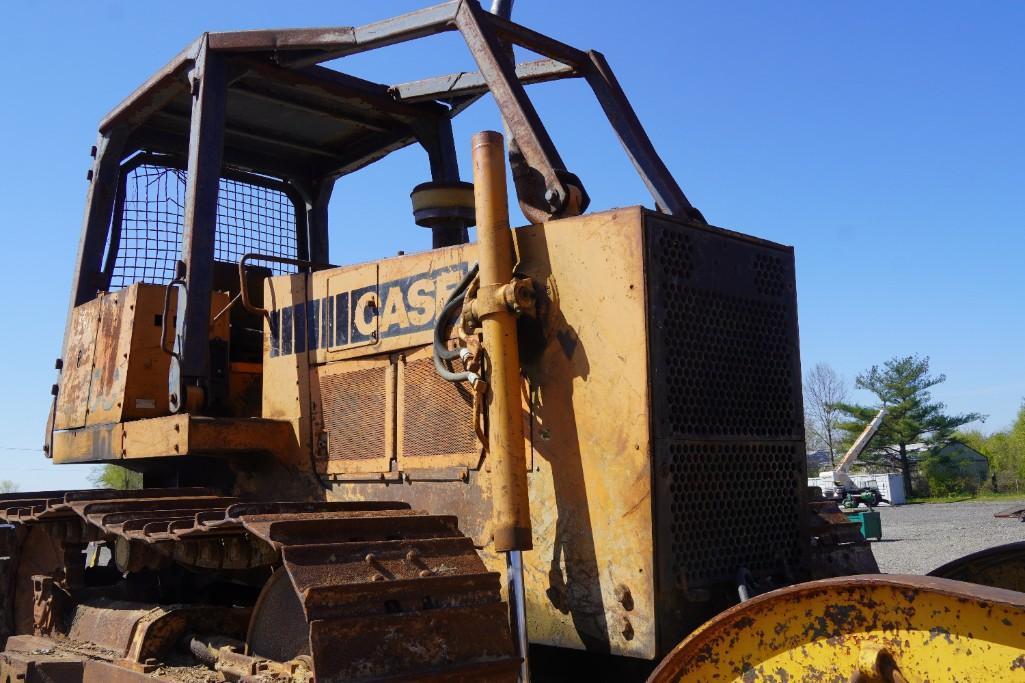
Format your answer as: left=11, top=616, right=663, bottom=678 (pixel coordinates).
left=830, top=406, right=890, bottom=508
left=1, top=2, right=1024, bottom=681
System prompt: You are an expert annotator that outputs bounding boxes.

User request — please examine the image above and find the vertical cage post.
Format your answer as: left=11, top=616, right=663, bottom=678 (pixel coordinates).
left=174, top=38, right=228, bottom=412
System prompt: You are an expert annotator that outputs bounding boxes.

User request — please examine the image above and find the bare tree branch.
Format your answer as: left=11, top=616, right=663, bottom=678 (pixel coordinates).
left=804, top=362, right=849, bottom=468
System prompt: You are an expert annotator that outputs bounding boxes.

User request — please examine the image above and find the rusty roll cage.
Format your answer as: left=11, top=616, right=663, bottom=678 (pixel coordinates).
left=68, top=0, right=702, bottom=414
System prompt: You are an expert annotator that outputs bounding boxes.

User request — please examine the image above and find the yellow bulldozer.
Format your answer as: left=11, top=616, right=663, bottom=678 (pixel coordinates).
left=2, top=2, right=1023, bottom=681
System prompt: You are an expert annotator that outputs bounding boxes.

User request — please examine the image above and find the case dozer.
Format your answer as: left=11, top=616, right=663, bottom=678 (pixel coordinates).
left=3, top=2, right=1025, bottom=681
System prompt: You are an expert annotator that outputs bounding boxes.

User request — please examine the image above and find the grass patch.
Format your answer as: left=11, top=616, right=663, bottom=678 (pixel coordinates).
left=908, top=490, right=1025, bottom=504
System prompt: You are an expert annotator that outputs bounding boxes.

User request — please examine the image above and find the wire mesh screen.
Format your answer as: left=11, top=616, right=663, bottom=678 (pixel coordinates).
left=109, top=164, right=299, bottom=290
left=216, top=177, right=299, bottom=271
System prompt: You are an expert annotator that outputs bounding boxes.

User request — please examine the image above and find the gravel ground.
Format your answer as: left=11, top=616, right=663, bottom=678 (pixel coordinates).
left=869, top=499, right=1025, bottom=575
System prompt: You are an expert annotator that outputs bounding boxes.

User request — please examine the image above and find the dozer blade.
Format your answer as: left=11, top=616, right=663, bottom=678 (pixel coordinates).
left=648, top=574, right=1025, bottom=682
left=929, top=539, right=1025, bottom=593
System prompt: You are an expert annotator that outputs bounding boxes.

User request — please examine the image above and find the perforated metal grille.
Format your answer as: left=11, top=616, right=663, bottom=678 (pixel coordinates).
left=109, top=164, right=298, bottom=290
left=658, top=288, right=798, bottom=438
left=664, top=442, right=804, bottom=585
left=654, top=229, right=694, bottom=280
left=646, top=216, right=807, bottom=592
left=321, top=366, right=388, bottom=462
left=753, top=253, right=789, bottom=297
left=401, top=357, right=477, bottom=459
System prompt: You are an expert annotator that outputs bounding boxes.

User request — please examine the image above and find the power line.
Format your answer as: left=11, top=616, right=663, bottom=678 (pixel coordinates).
left=0, top=447, right=44, bottom=453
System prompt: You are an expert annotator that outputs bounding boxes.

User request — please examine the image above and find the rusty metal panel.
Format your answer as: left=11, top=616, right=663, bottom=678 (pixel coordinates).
left=121, top=415, right=296, bottom=459
left=184, top=416, right=296, bottom=455
left=84, top=289, right=132, bottom=426
left=67, top=601, right=154, bottom=657
left=52, top=415, right=295, bottom=463
left=512, top=208, right=654, bottom=657
left=55, top=298, right=102, bottom=430
left=0, top=645, right=84, bottom=683
left=73, top=284, right=230, bottom=428
left=397, top=347, right=480, bottom=470
left=311, top=359, right=393, bottom=475
left=307, top=602, right=517, bottom=682
left=644, top=212, right=808, bottom=649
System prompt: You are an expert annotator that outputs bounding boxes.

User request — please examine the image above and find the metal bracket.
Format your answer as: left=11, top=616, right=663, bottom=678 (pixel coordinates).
left=237, top=252, right=335, bottom=319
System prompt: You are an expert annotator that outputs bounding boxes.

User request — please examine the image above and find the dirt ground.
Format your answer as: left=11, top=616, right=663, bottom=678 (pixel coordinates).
left=867, top=498, right=1025, bottom=575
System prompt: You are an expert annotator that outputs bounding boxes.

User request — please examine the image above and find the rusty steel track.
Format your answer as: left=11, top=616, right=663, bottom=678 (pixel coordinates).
left=0, top=488, right=518, bottom=682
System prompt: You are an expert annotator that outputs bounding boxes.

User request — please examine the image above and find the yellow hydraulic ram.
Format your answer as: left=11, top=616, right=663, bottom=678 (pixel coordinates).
left=648, top=574, right=1025, bottom=682
left=471, top=130, right=533, bottom=682
left=472, top=129, right=533, bottom=553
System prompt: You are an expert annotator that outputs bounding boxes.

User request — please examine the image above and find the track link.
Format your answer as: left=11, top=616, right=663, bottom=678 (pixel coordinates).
left=0, top=488, right=518, bottom=682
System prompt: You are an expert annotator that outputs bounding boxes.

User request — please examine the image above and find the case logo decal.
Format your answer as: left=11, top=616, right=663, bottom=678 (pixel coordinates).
left=268, top=262, right=468, bottom=357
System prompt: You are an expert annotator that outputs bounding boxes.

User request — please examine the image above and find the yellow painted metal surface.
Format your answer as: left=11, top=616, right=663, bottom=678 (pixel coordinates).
left=261, top=273, right=314, bottom=470
left=265, top=207, right=657, bottom=657
left=513, top=207, right=653, bottom=657
left=52, top=414, right=295, bottom=463
left=648, top=574, right=1025, bottom=682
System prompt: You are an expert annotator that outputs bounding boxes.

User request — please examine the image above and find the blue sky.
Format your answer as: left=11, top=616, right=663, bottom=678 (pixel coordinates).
left=0, top=1, right=1021, bottom=490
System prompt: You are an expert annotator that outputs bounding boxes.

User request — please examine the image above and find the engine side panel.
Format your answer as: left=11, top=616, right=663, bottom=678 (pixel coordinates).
left=263, top=207, right=658, bottom=658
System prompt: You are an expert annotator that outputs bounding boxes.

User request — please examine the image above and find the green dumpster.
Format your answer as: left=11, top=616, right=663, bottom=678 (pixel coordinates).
left=845, top=509, right=882, bottom=540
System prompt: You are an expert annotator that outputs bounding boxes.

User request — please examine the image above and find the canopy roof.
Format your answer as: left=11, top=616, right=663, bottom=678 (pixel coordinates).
left=99, top=1, right=584, bottom=188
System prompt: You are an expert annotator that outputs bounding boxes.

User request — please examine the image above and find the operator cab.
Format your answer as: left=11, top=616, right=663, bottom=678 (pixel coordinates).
left=49, top=0, right=697, bottom=466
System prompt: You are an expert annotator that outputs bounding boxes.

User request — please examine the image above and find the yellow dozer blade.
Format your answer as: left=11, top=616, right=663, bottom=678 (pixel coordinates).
left=649, top=574, right=1025, bottom=683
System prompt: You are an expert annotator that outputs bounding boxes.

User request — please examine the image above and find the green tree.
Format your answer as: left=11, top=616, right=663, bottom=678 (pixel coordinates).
left=90, top=465, right=142, bottom=490
left=952, top=428, right=988, bottom=455
left=951, top=401, right=1025, bottom=493
left=835, top=355, right=983, bottom=498
left=0, top=480, right=19, bottom=494
left=986, top=430, right=1016, bottom=484
left=921, top=449, right=980, bottom=497
left=994, top=403, right=1025, bottom=490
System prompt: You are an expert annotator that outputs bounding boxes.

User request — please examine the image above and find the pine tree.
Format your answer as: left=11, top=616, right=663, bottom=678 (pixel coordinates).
left=835, top=355, right=983, bottom=498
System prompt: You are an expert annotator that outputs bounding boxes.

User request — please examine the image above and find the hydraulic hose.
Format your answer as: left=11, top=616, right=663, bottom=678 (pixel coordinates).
left=433, top=263, right=479, bottom=382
